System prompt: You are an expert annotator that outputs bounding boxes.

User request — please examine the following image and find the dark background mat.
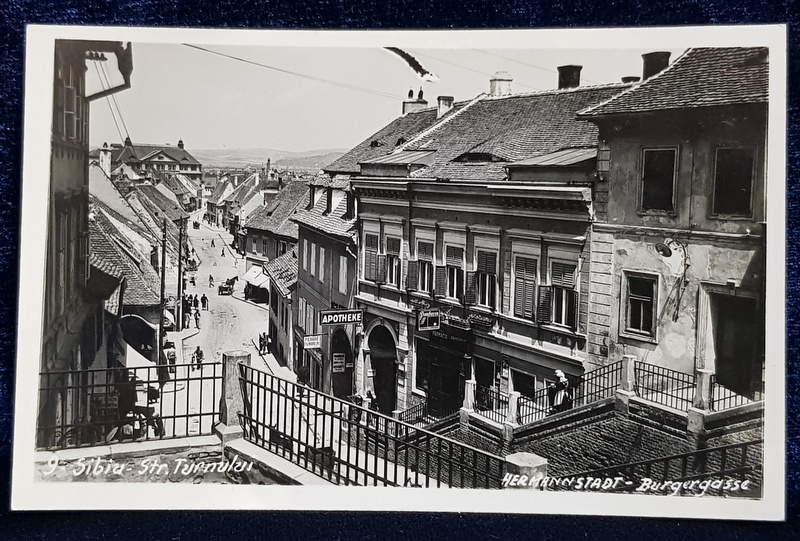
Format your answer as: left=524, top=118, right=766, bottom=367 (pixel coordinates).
left=0, top=1, right=796, bottom=538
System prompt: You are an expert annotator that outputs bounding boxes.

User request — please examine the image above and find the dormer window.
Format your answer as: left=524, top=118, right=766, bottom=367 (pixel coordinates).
left=370, top=140, right=383, bottom=148
left=395, top=137, right=407, bottom=146
left=455, top=152, right=498, bottom=163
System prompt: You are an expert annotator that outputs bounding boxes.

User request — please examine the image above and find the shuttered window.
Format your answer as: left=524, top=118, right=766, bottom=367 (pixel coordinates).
left=386, top=236, right=401, bottom=255
left=338, top=255, right=348, bottom=295
left=385, top=236, right=400, bottom=286
left=364, top=233, right=378, bottom=281
left=446, top=246, right=463, bottom=266
left=418, top=241, right=433, bottom=261
left=514, top=257, right=537, bottom=320
left=550, top=262, right=578, bottom=329
left=407, top=260, right=419, bottom=291
left=475, top=250, right=497, bottom=308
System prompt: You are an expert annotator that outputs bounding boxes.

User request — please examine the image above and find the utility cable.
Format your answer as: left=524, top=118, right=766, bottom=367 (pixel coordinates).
left=183, top=44, right=403, bottom=101
left=100, top=61, right=131, bottom=139
left=93, top=61, right=125, bottom=143
left=409, top=50, right=542, bottom=91
left=471, top=49, right=600, bottom=85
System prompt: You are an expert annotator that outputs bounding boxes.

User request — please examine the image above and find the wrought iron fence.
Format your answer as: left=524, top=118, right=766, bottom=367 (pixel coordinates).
left=37, top=362, right=222, bottom=450
left=550, top=439, right=763, bottom=497
left=398, top=399, right=427, bottom=425
left=517, top=387, right=550, bottom=425
left=238, top=364, right=506, bottom=488
left=634, top=362, right=696, bottom=411
left=709, top=375, right=756, bottom=412
left=474, top=384, right=508, bottom=424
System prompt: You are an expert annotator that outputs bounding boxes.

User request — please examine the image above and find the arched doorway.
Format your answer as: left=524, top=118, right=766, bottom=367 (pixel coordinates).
left=367, top=325, right=397, bottom=415
left=331, top=328, right=353, bottom=399
left=120, top=315, right=157, bottom=361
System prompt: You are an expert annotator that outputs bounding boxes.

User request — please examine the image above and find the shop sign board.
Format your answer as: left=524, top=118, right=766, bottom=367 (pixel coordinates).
left=303, top=334, right=322, bottom=349
left=417, top=308, right=441, bottom=331
left=320, top=309, right=363, bottom=326
left=332, top=353, right=346, bottom=373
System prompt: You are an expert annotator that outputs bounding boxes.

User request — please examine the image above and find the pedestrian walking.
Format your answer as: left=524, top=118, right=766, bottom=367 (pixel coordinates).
left=192, top=346, right=204, bottom=371
left=266, top=335, right=272, bottom=354
left=209, top=274, right=214, bottom=288
left=211, top=238, right=215, bottom=248
left=201, top=294, right=208, bottom=311
left=193, top=295, right=200, bottom=311
left=258, top=333, right=265, bottom=355
left=183, top=310, right=191, bottom=329
left=221, top=248, right=225, bottom=257
left=194, top=309, right=201, bottom=329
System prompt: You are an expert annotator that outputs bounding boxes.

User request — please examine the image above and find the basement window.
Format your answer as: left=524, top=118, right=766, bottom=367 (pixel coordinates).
left=640, top=148, right=677, bottom=213
left=712, top=147, right=755, bottom=216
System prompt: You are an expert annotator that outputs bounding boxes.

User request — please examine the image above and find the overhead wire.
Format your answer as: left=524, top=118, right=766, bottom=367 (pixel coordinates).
left=99, top=61, right=131, bottom=139
left=409, top=50, right=542, bottom=91
left=471, top=49, right=600, bottom=85
left=93, top=61, right=125, bottom=143
left=183, top=44, right=404, bottom=101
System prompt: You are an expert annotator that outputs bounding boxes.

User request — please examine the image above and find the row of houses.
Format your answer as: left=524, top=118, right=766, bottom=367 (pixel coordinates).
left=240, top=47, right=767, bottom=420
left=39, top=40, right=200, bottom=447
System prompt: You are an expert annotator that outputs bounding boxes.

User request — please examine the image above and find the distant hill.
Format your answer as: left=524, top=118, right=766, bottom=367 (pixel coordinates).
left=191, top=148, right=348, bottom=170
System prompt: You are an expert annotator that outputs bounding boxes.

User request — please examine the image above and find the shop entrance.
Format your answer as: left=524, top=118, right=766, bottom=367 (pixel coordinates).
left=367, top=326, right=397, bottom=414
left=331, top=329, right=354, bottom=400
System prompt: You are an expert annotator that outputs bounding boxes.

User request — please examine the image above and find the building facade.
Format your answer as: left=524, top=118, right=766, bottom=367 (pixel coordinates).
left=580, top=48, right=767, bottom=403
left=39, top=39, right=133, bottom=447
left=110, top=138, right=203, bottom=181
left=348, top=70, right=631, bottom=416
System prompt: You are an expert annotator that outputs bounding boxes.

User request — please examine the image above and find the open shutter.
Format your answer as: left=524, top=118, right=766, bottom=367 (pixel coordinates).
left=376, top=254, right=387, bottom=283
left=446, top=246, right=463, bottom=267
left=365, top=250, right=377, bottom=281
left=514, top=258, right=526, bottom=317
left=571, top=289, right=580, bottom=332
left=524, top=273, right=536, bottom=320
left=537, top=284, right=552, bottom=324
left=552, top=262, right=576, bottom=289
left=407, top=260, right=419, bottom=291
left=465, top=271, right=477, bottom=305
left=418, top=241, right=433, bottom=261
left=435, top=266, right=447, bottom=296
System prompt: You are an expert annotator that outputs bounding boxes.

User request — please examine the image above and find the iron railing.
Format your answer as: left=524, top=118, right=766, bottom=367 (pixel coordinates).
left=474, top=384, right=508, bottom=425
left=709, top=375, right=757, bottom=412
left=517, top=387, right=550, bottom=425
left=37, top=362, right=222, bottom=450
left=551, top=439, right=763, bottom=497
left=238, top=364, right=506, bottom=488
left=635, top=362, right=696, bottom=411
left=398, top=399, right=427, bottom=425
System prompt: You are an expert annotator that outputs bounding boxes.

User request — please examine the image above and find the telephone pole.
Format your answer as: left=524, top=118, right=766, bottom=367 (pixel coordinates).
left=156, top=218, right=167, bottom=371
left=177, top=218, right=185, bottom=331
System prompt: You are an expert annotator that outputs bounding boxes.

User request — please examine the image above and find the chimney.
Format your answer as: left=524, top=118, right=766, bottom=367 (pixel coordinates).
left=437, top=96, right=454, bottom=118
left=177, top=139, right=184, bottom=149
left=489, top=71, right=513, bottom=97
left=124, top=136, right=132, bottom=147
left=621, top=76, right=641, bottom=84
left=642, top=51, right=671, bottom=80
left=266, top=158, right=271, bottom=173
left=557, top=65, right=582, bottom=89
left=402, top=96, right=429, bottom=115
left=99, top=142, right=112, bottom=180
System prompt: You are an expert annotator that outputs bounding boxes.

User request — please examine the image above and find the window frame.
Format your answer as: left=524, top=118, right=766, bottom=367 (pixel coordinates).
left=548, top=259, right=578, bottom=330
left=475, top=249, right=498, bottom=309
left=444, top=243, right=464, bottom=302
left=512, top=254, right=538, bottom=321
left=620, top=271, right=659, bottom=343
left=338, top=255, right=348, bottom=295
left=639, top=146, right=679, bottom=215
left=710, top=146, right=757, bottom=219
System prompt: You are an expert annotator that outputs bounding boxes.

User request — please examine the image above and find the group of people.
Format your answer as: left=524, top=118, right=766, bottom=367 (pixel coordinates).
left=257, top=332, right=272, bottom=355
left=181, top=293, right=209, bottom=329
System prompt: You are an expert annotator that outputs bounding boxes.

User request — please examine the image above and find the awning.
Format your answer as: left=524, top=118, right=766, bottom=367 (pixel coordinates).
left=163, top=309, right=175, bottom=325
left=243, top=265, right=264, bottom=283
left=124, top=343, right=158, bottom=385
left=251, top=274, right=271, bottom=288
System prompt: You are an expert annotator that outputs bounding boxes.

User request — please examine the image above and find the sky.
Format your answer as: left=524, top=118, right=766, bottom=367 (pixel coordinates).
left=87, top=44, right=687, bottom=153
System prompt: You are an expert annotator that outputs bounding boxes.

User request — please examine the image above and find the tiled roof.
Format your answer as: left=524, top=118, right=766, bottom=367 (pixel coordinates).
left=90, top=212, right=161, bottom=307
left=291, top=189, right=356, bottom=241
left=578, top=47, right=768, bottom=118
left=208, top=179, right=233, bottom=205
left=133, top=184, right=189, bottom=222
left=161, top=174, right=193, bottom=197
left=91, top=195, right=157, bottom=245
left=310, top=173, right=351, bottom=190
left=112, top=143, right=201, bottom=167
left=244, top=179, right=309, bottom=240
left=86, top=261, right=123, bottom=299
left=224, top=173, right=261, bottom=206
left=395, top=84, right=631, bottom=181
left=325, top=105, right=455, bottom=174
left=263, top=247, right=298, bottom=297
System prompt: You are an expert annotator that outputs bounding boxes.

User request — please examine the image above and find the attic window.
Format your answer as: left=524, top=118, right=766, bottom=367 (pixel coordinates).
left=395, top=137, right=407, bottom=146
left=456, top=152, right=497, bottom=163
left=370, top=140, right=383, bottom=148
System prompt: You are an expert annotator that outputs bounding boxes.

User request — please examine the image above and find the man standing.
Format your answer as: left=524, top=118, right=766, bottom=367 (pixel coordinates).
left=194, top=309, right=201, bottom=329
left=193, top=295, right=200, bottom=312
left=201, top=294, right=208, bottom=311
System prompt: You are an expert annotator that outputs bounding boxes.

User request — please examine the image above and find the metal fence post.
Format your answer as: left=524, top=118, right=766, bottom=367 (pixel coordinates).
left=214, top=350, right=251, bottom=446
left=615, top=354, right=637, bottom=413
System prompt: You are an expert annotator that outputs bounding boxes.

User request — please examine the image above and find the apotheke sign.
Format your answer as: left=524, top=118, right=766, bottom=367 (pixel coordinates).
left=320, top=309, right=364, bottom=326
